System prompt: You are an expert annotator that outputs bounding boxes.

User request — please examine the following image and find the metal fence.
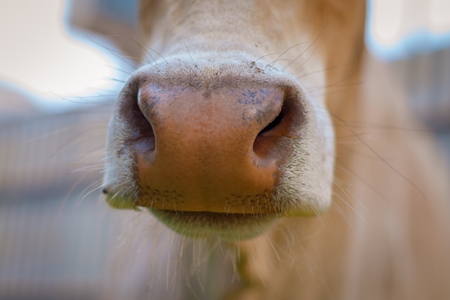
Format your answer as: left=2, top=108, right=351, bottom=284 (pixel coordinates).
left=0, top=104, right=120, bottom=300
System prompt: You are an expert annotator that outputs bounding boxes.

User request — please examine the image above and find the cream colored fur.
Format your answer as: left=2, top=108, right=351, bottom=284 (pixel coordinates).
left=104, top=0, right=450, bottom=299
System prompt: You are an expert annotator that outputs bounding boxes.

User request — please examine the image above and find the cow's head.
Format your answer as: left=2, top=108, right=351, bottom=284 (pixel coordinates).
left=103, top=0, right=364, bottom=240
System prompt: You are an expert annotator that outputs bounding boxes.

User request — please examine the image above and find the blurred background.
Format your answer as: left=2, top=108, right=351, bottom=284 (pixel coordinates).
left=0, top=0, right=449, bottom=299
left=0, top=1, right=138, bottom=299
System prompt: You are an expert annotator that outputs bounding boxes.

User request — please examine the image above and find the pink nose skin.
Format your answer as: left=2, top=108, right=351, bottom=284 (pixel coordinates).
left=119, top=82, right=303, bottom=215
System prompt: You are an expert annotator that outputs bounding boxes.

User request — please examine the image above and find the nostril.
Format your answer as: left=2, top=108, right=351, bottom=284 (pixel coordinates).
left=253, top=104, right=287, bottom=158
left=253, top=89, right=302, bottom=158
left=140, top=124, right=156, bottom=152
left=134, top=100, right=156, bottom=152
left=258, top=110, right=284, bottom=137
left=119, top=88, right=156, bottom=153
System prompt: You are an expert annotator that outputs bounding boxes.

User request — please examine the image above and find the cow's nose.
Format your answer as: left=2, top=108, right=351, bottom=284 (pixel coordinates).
left=119, top=83, right=304, bottom=214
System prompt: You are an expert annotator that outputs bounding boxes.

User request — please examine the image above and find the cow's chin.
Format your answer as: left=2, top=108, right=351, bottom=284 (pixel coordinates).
left=149, top=208, right=279, bottom=240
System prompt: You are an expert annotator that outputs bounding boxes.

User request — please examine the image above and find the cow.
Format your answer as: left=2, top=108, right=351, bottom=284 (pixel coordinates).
left=101, top=0, right=450, bottom=299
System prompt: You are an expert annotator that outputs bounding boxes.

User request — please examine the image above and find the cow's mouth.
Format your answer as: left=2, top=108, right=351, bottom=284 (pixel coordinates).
left=149, top=208, right=278, bottom=240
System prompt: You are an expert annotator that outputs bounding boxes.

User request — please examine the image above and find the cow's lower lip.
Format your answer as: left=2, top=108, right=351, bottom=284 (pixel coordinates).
left=149, top=208, right=278, bottom=240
